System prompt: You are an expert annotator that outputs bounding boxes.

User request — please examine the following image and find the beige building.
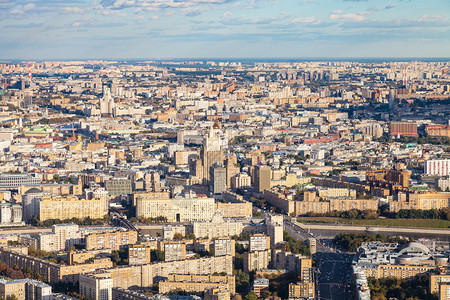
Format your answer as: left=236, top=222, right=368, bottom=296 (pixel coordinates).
left=85, top=230, right=138, bottom=251
left=164, top=241, right=187, bottom=261
left=80, top=273, right=114, bottom=300
left=439, top=283, right=450, bottom=300
left=215, top=202, right=252, bottom=218
left=38, top=195, right=107, bottom=221
left=162, top=225, right=186, bottom=240
left=128, top=244, right=151, bottom=265
left=193, top=213, right=243, bottom=239
left=288, top=282, right=315, bottom=300
left=272, top=251, right=312, bottom=281
left=0, top=248, right=113, bottom=283
left=231, top=173, right=252, bottom=189
left=0, top=279, right=52, bottom=300
left=265, top=188, right=379, bottom=216
left=430, top=273, right=450, bottom=295
left=68, top=249, right=113, bottom=265
left=250, top=234, right=270, bottom=252
left=136, top=196, right=215, bottom=222
left=255, top=165, right=271, bottom=193
left=212, top=238, right=235, bottom=257
left=266, top=214, right=283, bottom=246
left=244, top=250, right=270, bottom=272
left=159, top=274, right=235, bottom=295
left=0, top=279, right=26, bottom=300
left=132, top=191, right=171, bottom=206
left=95, top=255, right=233, bottom=288
left=204, top=288, right=231, bottom=300
left=39, top=223, right=81, bottom=252
left=389, top=192, right=450, bottom=212
left=362, top=263, right=437, bottom=280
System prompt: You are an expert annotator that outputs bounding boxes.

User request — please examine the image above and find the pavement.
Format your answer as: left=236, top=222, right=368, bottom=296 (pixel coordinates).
left=315, top=252, right=354, bottom=300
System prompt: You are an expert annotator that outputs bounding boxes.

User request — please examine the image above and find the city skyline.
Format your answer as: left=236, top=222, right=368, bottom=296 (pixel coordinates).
left=1, top=0, right=449, bottom=59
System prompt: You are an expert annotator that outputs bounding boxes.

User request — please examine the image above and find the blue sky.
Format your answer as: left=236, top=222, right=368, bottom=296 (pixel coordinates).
left=1, top=0, right=449, bottom=59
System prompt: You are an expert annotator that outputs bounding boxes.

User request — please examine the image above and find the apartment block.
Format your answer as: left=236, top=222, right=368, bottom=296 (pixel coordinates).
left=249, top=234, right=270, bottom=252
left=136, top=197, right=215, bottom=222
left=212, top=238, right=235, bottom=257
left=38, top=195, right=107, bottom=221
left=95, top=255, right=233, bottom=288
left=288, top=282, right=315, bottom=300
left=215, top=201, right=252, bottom=218
left=243, top=250, right=270, bottom=273
left=85, top=230, right=138, bottom=250
left=193, top=213, right=243, bottom=239
left=129, top=244, right=152, bottom=265
left=204, top=288, right=231, bottom=300
left=159, top=274, right=235, bottom=295
left=164, top=241, right=187, bottom=261
left=80, top=273, right=114, bottom=300
left=272, top=251, right=312, bottom=281
left=0, top=248, right=113, bottom=283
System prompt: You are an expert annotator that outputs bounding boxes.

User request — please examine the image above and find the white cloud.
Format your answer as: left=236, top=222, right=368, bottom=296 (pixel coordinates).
left=62, top=6, right=90, bottom=14
left=330, top=13, right=364, bottom=22
left=291, top=16, right=316, bottom=23
left=10, top=3, right=36, bottom=15
left=222, top=11, right=232, bottom=18
left=417, top=14, right=446, bottom=21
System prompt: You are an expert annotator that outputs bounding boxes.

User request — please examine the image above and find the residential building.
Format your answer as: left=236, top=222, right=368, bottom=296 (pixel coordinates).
left=159, top=274, right=235, bottom=295
left=255, top=165, right=271, bottom=193
left=85, top=230, right=138, bottom=250
left=192, top=213, right=243, bottom=239
left=212, top=238, right=235, bottom=257
left=249, top=234, right=270, bottom=252
left=243, top=250, right=270, bottom=272
left=38, top=195, right=107, bottom=221
left=128, top=244, right=151, bottom=265
left=79, top=273, right=114, bottom=300
left=164, top=241, right=187, bottom=261
left=288, top=282, right=315, bottom=300
left=253, top=278, right=269, bottom=297
left=136, top=196, right=215, bottom=222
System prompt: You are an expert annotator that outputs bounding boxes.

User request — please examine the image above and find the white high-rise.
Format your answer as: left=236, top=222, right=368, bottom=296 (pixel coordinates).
left=100, top=87, right=115, bottom=116
left=425, top=159, right=450, bottom=176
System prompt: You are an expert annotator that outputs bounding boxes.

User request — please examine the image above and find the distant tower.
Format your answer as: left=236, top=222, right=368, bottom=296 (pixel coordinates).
left=28, top=64, right=32, bottom=81
left=402, top=65, right=407, bottom=86
left=100, top=87, right=115, bottom=116
left=200, top=127, right=224, bottom=185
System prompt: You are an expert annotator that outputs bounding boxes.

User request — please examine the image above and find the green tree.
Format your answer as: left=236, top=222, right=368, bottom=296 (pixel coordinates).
left=244, top=291, right=257, bottom=300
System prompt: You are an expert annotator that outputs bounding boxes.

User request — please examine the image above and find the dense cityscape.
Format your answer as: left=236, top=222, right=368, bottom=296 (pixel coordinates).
left=0, top=58, right=447, bottom=300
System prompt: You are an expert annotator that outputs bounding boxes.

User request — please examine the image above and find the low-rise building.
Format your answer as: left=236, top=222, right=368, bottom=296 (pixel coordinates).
left=253, top=278, right=269, bottom=297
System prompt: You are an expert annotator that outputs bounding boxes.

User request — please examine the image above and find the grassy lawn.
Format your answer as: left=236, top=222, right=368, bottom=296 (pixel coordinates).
left=296, top=217, right=450, bottom=229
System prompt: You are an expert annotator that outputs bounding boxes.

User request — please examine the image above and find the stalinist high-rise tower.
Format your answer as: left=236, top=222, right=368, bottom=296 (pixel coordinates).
left=200, top=126, right=224, bottom=185
left=100, top=87, right=115, bottom=117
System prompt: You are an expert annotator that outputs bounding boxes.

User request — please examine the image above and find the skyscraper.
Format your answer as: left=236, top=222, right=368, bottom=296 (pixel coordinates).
left=201, top=128, right=224, bottom=185
left=254, top=165, right=271, bottom=193
left=210, top=163, right=226, bottom=195
left=100, top=87, right=115, bottom=117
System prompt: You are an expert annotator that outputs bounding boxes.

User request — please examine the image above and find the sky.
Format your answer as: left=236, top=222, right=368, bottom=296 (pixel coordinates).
left=1, top=0, right=449, bottom=59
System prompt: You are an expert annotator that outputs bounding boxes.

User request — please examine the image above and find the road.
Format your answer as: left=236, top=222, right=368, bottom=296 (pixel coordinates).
left=315, top=252, right=354, bottom=300
left=284, top=219, right=336, bottom=253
